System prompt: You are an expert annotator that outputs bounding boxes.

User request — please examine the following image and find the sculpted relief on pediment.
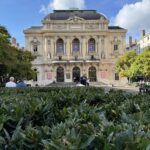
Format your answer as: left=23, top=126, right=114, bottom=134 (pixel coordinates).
left=67, top=16, right=84, bottom=23
left=30, top=37, right=40, bottom=45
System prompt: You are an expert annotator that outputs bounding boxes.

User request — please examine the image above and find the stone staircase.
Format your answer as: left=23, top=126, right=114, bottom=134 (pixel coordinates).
left=46, top=82, right=107, bottom=87
left=46, top=82, right=76, bottom=87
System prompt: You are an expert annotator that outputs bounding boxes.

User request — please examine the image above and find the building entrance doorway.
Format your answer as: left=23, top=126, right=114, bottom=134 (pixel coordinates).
left=56, top=66, right=64, bottom=82
left=72, top=66, right=80, bottom=82
left=88, top=66, right=97, bottom=82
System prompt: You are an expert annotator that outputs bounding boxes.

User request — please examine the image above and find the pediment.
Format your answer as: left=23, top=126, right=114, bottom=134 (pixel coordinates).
left=30, top=37, right=40, bottom=45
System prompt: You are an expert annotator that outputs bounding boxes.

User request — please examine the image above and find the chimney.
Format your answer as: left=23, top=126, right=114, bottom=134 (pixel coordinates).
left=129, top=36, right=132, bottom=46
left=11, top=37, right=16, bottom=45
left=141, top=29, right=146, bottom=37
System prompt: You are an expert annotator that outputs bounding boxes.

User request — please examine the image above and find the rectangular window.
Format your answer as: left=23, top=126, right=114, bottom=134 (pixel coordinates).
left=33, top=45, right=38, bottom=52
left=59, top=56, right=62, bottom=60
left=114, top=45, right=118, bottom=51
left=115, top=73, right=119, bottom=80
left=91, top=55, right=94, bottom=60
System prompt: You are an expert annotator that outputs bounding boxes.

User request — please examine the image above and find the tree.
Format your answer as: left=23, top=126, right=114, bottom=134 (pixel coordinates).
left=129, top=47, right=150, bottom=80
left=116, top=47, right=150, bottom=81
left=9, top=48, right=36, bottom=80
left=115, top=51, right=137, bottom=77
left=0, top=25, right=36, bottom=86
left=0, top=25, right=11, bottom=44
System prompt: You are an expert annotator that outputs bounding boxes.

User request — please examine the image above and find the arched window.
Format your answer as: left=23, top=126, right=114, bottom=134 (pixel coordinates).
left=72, top=66, right=80, bottom=82
left=56, top=66, right=64, bottom=82
left=72, top=38, right=80, bottom=52
left=56, top=38, right=64, bottom=53
left=88, top=66, right=97, bottom=82
left=88, top=38, right=95, bottom=51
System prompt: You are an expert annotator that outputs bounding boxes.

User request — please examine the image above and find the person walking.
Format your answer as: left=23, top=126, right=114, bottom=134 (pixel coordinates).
left=5, top=76, right=16, bottom=88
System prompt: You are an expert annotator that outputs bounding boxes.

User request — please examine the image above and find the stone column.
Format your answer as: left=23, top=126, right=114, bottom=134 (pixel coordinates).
left=54, top=41, right=56, bottom=56
left=81, top=36, right=86, bottom=59
left=86, top=36, right=90, bottom=58
left=70, top=38, right=72, bottom=57
left=104, top=36, right=108, bottom=58
left=50, top=37, right=54, bottom=59
left=66, top=37, right=71, bottom=60
left=96, top=39, right=98, bottom=54
left=101, top=36, right=106, bottom=59
left=64, top=41, right=66, bottom=55
left=98, top=36, right=101, bottom=59
left=47, top=37, right=51, bottom=60
left=80, top=37, right=82, bottom=57
left=44, top=37, right=47, bottom=61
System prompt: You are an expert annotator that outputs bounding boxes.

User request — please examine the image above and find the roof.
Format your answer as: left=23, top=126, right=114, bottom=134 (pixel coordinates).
left=28, top=26, right=42, bottom=29
left=108, top=26, right=125, bottom=30
left=44, top=10, right=107, bottom=20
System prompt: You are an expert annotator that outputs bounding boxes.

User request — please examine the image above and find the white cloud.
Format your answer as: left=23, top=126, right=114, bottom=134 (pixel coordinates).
left=39, top=0, right=85, bottom=14
left=114, top=0, right=150, bottom=35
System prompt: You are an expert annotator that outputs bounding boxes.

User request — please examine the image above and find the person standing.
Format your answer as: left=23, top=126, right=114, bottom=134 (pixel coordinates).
left=5, top=77, right=16, bottom=88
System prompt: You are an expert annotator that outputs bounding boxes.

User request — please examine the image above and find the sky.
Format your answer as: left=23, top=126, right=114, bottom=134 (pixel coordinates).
left=0, top=0, right=150, bottom=47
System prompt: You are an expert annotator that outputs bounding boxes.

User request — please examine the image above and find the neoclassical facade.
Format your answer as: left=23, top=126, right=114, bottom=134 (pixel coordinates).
left=24, top=10, right=127, bottom=85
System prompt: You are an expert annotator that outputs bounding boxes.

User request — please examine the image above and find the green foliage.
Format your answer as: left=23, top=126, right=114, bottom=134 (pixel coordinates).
left=130, top=47, right=150, bottom=79
left=116, top=47, right=150, bottom=80
left=0, top=87, right=150, bottom=149
left=0, top=25, right=11, bottom=44
left=0, top=25, right=35, bottom=84
left=115, top=51, right=137, bottom=77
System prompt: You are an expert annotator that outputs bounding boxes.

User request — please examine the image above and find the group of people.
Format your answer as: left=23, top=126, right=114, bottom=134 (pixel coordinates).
left=5, top=76, right=27, bottom=88
left=139, top=80, right=150, bottom=94
left=74, top=75, right=89, bottom=86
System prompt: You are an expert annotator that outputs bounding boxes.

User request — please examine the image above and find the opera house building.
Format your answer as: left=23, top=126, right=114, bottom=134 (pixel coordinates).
left=24, top=9, right=127, bottom=85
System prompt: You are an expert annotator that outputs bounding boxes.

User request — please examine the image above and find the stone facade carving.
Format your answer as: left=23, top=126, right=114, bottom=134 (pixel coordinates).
left=53, top=24, right=66, bottom=30
left=85, top=24, right=99, bottom=29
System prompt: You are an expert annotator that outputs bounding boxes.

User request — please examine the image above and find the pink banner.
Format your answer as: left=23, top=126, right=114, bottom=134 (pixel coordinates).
left=47, top=72, right=52, bottom=80
left=100, top=71, right=107, bottom=79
